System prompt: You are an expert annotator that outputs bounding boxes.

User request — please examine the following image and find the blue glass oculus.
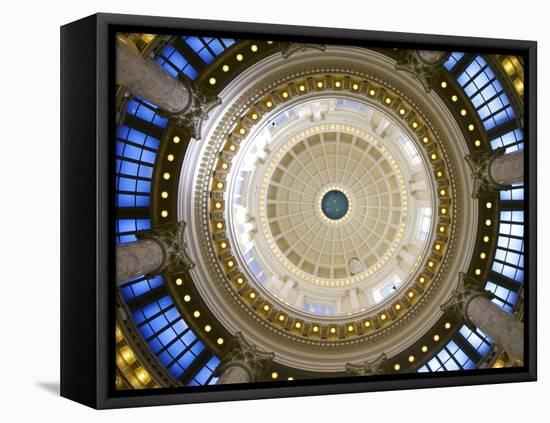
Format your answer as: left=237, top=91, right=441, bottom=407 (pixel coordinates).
left=321, top=190, right=349, bottom=220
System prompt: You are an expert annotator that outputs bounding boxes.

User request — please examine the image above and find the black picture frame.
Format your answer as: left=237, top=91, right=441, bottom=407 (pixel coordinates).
left=61, top=12, right=537, bottom=409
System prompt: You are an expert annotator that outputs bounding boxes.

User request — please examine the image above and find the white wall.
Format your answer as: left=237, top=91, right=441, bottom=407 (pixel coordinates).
left=2, top=0, right=546, bottom=421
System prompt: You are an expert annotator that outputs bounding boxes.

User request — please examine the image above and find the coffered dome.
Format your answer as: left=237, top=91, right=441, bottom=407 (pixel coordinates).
left=224, top=95, right=437, bottom=321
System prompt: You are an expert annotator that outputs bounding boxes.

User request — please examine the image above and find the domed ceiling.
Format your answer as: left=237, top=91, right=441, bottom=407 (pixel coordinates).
left=228, top=97, right=434, bottom=317
left=114, top=33, right=526, bottom=389
left=182, top=46, right=476, bottom=371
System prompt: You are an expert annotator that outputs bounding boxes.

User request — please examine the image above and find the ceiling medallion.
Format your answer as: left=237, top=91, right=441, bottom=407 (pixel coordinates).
left=318, top=186, right=352, bottom=223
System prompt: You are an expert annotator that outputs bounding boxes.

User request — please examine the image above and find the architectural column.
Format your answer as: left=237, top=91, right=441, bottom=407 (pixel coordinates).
left=466, top=148, right=524, bottom=197
left=116, top=221, right=195, bottom=285
left=489, top=150, right=524, bottom=186
left=349, top=288, right=360, bottom=310
left=279, top=278, right=295, bottom=299
left=346, top=353, right=387, bottom=376
left=361, top=287, right=376, bottom=307
left=215, top=333, right=275, bottom=384
left=116, top=34, right=191, bottom=114
left=294, top=292, right=305, bottom=308
left=116, top=34, right=221, bottom=139
left=395, top=50, right=449, bottom=92
left=441, top=273, right=524, bottom=365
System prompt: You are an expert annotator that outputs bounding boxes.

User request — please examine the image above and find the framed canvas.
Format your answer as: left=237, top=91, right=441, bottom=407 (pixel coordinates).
left=60, top=13, right=537, bottom=409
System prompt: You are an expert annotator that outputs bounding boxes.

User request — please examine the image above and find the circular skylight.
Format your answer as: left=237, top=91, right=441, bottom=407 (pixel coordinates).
left=321, top=190, right=349, bottom=220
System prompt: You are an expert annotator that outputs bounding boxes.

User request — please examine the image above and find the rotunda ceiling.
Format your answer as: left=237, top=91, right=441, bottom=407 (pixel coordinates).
left=224, top=96, right=437, bottom=321
left=178, top=46, right=477, bottom=371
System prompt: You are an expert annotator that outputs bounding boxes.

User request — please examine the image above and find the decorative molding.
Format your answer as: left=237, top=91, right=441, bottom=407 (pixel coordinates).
left=465, top=146, right=508, bottom=198
left=440, top=272, right=492, bottom=323
left=279, top=42, right=326, bottom=59
left=194, top=67, right=461, bottom=341
left=165, top=81, right=222, bottom=140
left=345, top=353, right=387, bottom=376
left=137, top=221, right=196, bottom=275
left=215, top=332, right=275, bottom=382
left=395, top=50, right=449, bottom=93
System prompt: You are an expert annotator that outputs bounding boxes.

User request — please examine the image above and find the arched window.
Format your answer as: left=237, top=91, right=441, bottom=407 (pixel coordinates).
left=490, top=128, right=524, bottom=153
left=116, top=218, right=151, bottom=244
left=459, top=325, right=493, bottom=357
left=131, top=295, right=220, bottom=382
left=492, top=211, right=524, bottom=283
left=126, top=97, right=168, bottom=128
left=115, top=125, right=159, bottom=208
left=155, top=44, right=198, bottom=80
left=119, top=274, right=164, bottom=302
left=457, top=56, right=515, bottom=130
left=417, top=340, right=476, bottom=372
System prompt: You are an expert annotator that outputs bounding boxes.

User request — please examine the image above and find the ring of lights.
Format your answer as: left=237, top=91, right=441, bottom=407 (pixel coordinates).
left=179, top=46, right=477, bottom=371
left=223, top=97, right=438, bottom=325
left=199, top=61, right=454, bottom=332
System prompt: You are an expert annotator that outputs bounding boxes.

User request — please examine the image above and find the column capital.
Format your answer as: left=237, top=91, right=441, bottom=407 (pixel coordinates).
left=395, top=50, right=450, bottom=93
left=116, top=34, right=191, bottom=114
left=167, top=81, right=221, bottom=140
left=278, top=42, right=326, bottom=59
left=441, top=272, right=492, bottom=319
left=215, top=333, right=275, bottom=382
left=345, top=353, right=387, bottom=376
left=136, top=221, right=195, bottom=275
left=465, top=147, right=508, bottom=198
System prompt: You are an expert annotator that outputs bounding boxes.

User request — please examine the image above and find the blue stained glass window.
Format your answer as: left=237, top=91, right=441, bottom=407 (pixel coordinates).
left=244, top=251, right=267, bottom=283
left=185, top=36, right=203, bottom=52
left=208, top=39, right=224, bottom=55
left=132, top=296, right=208, bottom=380
left=485, top=281, right=519, bottom=312
left=133, top=296, right=168, bottom=325
left=459, top=325, right=493, bottom=357
left=443, top=52, right=465, bottom=71
left=167, top=339, right=205, bottom=379
left=188, top=356, right=221, bottom=386
left=182, top=36, right=236, bottom=64
left=303, top=300, right=335, bottom=315
left=118, top=125, right=160, bottom=149
left=116, top=218, right=151, bottom=244
left=120, top=275, right=164, bottom=301
left=456, top=56, right=515, bottom=130
left=492, top=210, right=525, bottom=283
left=155, top=44, right=198, bottom=80
left=490, top=129, right=524, bottom=153
left=115, top=125, right=160, bottom=208
left=116, top=141, right=155, bottom=163
left=417, top=340, right=475, bottom=372
left=126, top=97, right=168, bottom=127
left=500, top=183, right=524, bottom=201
